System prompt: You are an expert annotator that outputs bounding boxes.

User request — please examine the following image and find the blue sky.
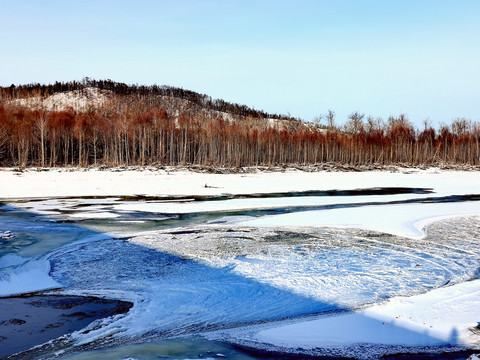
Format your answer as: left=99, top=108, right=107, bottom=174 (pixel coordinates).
left=1, top=0, right=479, bottom=128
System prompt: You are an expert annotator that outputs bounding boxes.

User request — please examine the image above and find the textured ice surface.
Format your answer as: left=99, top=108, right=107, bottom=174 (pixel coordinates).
left=50, top=238, right=333, bottom=340
left=0, top=205, right=110, bottom=296
left=130, top=220, right=480, bottom=308
left=0, top=204, right=106, bottom=258
left=43, top=217, right=480, bottom=351
left=1, top=177, right=480, bottom=358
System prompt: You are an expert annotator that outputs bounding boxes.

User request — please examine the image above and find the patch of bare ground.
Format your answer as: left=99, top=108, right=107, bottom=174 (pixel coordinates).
left=7, top=162, right=479, bottom=174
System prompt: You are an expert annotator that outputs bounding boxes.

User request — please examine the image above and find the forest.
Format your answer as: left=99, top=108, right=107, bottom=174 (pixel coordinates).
left=0, top=80, right=479, bottom=168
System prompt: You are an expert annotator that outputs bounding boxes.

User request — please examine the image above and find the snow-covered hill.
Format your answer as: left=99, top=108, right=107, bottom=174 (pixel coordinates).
left=11, top=87, right=112, bottom=112
left=5, top=82, right=307, bottom=131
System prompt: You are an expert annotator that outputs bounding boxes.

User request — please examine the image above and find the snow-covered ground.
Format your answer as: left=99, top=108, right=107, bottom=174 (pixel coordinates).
left=2, top=167, right=480, bottom=239
left=0, top=167, right=480, bottom=359
left=1, top=166, right=479, bottom=199
left=248, top=278, right=480, bottom=347
left=10, top=87, right=111, bottom=112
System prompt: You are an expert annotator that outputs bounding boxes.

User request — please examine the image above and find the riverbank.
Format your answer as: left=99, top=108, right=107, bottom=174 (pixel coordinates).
left=1, top=165, right=480, bottom=200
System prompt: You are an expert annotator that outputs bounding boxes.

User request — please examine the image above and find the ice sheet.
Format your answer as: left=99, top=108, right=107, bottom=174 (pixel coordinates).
left=111, top=193, right=426, bottom=214
left=240, top=201, right=480, bottom=238
left=42, top=215, right=480, bottom=356
left=0, top=258, right=61, bottom=296
left=1, top=168, right=480, bottom=358
left=218, top=278, right=480, bottom=359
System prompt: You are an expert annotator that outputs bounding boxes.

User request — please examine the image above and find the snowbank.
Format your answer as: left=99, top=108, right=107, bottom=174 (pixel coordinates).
left=1, top=166, right=479, bottom=199
left=241, top=201, right=480, bottom=238
left=219, top=278, right=480, bottom=357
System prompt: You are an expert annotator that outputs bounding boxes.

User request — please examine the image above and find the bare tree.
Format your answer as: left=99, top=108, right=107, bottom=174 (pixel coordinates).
left=34, top=110, right=48, bottom=167
left=451, top=117, right=471, bottom=136
left=313, top=114, right=323, bottom=127
left=345, top=112, right=365, bottom=134
left=365, top=116, right=384, bottom=133
left=325, top=109, right=336, bottom=130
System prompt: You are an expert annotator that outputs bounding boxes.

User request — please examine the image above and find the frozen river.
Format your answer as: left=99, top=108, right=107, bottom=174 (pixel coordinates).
left=1, top=175, right=480, bottom=359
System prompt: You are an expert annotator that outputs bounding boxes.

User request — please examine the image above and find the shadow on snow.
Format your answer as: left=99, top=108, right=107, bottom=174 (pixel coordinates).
left=0, top=202, right=466, bottom=358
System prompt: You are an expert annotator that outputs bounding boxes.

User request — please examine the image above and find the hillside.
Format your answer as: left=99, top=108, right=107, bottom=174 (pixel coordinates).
left=0, top=79, right=479, bottom=169
left=1, top=79, right=305, bottom=131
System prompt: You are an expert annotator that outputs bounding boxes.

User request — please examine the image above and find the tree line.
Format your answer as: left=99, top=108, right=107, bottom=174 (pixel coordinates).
left=0, top=81, right=479, bottom=168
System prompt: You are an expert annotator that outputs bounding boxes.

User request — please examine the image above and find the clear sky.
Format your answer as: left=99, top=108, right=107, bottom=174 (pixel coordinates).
left=1, top=0, right=479, bottom=128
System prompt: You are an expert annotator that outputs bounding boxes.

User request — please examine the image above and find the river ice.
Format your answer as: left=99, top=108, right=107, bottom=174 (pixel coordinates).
left=1, top=169, right=480, bottom=359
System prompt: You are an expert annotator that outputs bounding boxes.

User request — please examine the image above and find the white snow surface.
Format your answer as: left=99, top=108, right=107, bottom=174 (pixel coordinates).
left=217, top=278, right=480, bottom=352
left=242, top=201, right=480, bottom=238
left=0, top=166, right=477, bottom=199
left=11, top=87, right=111, bottom=112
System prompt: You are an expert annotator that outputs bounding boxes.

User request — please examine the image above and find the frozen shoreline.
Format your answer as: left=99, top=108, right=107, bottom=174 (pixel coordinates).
left=210, top=277, right=480, bottom=359
left=2, top=166, right=480, bottom=240
left=1, top=165, right=480, bottom=198
left=1, top=166, right=480, bottom=358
